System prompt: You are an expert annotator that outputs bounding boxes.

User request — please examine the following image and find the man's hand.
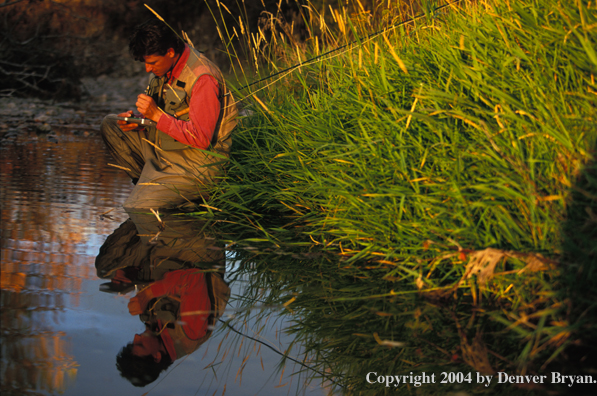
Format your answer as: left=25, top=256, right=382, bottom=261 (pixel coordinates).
left=112, top=269, right=131, bottom=285
left=136, top=94, right=163, bottom=123
left=117, top=110, right=141, bottom=132
left=128, top=296, right=144, bottom=315
left=128, top=288, right=155, bottom=315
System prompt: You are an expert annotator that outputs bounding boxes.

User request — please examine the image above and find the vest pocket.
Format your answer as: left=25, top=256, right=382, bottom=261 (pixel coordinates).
left=164, top=86, right=188, bottom=118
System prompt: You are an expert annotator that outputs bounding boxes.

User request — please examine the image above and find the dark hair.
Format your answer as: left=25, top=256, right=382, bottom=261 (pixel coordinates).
left=116, top=342, right=173, bottom=387
left=129, top=19, right=185, bottom=61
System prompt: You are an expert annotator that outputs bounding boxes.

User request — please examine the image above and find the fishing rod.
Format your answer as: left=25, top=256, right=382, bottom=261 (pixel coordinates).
left=232, top=0, right=465, bottom=96
left=144, top=1, right=464, bottom=108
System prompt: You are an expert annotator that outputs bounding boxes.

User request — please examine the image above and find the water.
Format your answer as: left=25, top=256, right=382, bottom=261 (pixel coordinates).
left=0, top=98, right=325, bottom=396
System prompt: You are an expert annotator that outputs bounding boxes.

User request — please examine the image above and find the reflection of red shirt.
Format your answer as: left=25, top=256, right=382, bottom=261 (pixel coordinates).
left=147, top=269, right=211, bottom=360
left=155, top=44, right=221, bottom=149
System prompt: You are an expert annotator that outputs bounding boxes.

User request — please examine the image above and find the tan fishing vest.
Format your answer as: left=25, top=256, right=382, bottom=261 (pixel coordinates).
left=160, top=272, right=230, bottom=360
left=146, top=47, right=237, bottom=152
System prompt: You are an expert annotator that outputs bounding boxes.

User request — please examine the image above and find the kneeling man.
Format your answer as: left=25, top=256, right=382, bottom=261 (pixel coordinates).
left=101, top=20, right=237, bottom=209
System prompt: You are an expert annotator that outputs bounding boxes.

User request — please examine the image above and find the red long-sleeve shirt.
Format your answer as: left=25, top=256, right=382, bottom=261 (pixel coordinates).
left=129, top=269, right=212, bottom=361
left=155, top=45, right=221, bottom=149
left=148, top=269, right=211, bottom=340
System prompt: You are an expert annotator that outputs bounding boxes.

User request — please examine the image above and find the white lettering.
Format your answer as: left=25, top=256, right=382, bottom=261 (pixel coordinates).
left=497, top=372, right=509, bottom=383
left=366, top=372, right=377, bottom=384
left=476, top=372, right=493, bottom=387
left=385, top=376, right=394, bottom=387
left=413, top=375, right=421, bottom=387
left=552, top=372, right=562, bottom=384
left=422, top=372, right=434, bottom=384
left=567, top=375, right=575, bottom=387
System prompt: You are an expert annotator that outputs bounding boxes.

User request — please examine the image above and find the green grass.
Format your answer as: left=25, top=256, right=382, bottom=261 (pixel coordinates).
left=192, top=0, right=596, bottom=394
left=210, top=0, right=595, bottom=255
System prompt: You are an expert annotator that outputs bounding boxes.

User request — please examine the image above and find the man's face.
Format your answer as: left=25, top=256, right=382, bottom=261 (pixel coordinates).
left=132, top=332, right=162, bottom=362
left=143, top=48, right=177, bottom=77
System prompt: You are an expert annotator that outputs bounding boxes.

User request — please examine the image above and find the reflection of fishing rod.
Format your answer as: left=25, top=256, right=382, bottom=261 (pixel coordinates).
left=218, top=318, right=345, bottom=387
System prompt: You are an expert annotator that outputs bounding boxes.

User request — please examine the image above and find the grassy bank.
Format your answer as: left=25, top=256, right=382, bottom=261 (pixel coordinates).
left=211, top=0, right=595, bottom=258
left=197, top=0, right=596, bottom=393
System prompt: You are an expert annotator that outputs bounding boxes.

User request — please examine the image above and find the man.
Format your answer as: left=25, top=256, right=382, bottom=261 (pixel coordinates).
left=101, top=20, right=237, bottom=209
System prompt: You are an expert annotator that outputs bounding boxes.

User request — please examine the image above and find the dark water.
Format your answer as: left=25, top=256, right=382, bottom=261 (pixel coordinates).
left=0, top=124, right=323, bottom=396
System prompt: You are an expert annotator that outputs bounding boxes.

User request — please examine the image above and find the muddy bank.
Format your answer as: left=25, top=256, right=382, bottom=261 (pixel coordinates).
left=0, top=74, right=148, bottom=145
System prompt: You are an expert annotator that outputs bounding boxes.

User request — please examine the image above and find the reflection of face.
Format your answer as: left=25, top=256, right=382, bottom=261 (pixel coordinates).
left=132, top=332, right=162, bottom=361
left=143, top=48, right=177, bottom=77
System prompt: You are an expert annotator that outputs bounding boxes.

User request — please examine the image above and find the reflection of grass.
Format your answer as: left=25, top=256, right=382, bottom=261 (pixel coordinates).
left=219, top=236, right=596, bottom=395
left=553, top=150, right=597, bottom=381
left=192, top=0, right=596, bottom=394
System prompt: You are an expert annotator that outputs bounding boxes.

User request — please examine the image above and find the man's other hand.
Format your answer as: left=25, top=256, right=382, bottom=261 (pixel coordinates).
left=117, top=110, right=141, bottom=132
left=136, top=94, right=163, bottom=123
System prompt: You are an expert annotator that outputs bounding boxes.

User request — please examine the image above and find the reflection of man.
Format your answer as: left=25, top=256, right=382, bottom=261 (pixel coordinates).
left=117, top=268, right=229, bottom=387
left=95, top=211, right=229, bottom=387
left=128, top=269, right=213, bottom=360
left=100, top=19, right=237, bottom=209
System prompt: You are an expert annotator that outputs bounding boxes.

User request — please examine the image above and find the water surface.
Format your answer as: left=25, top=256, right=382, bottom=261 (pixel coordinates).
left=0, top=101, right=324, bottom=396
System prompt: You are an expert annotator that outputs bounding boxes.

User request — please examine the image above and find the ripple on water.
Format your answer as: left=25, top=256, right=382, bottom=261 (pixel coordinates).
left=1, top=130, right=133, bottom=395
